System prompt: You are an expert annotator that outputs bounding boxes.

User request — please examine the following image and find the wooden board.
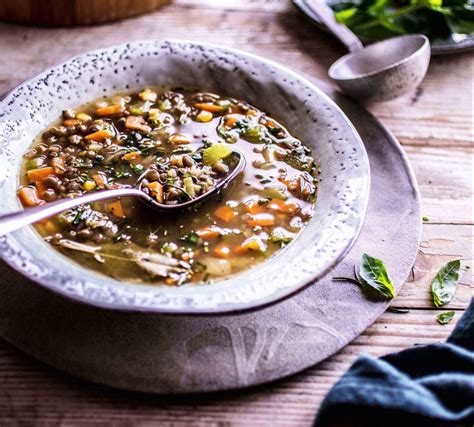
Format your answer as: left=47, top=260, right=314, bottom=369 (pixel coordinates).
left=0, top=0, right=471, bottom=424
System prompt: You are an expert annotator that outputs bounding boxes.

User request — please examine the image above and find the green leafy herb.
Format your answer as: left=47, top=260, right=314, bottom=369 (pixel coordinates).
left=437, top=311, right=455, bottom=325
left=334, top=253, right=396, bottom=300
left=332, top=0, right=474, bottom=42
left=359, top=253, right=396, bottom=299
left=180, top=231, right=199, bottom=246
left=283, top=146, right=315, bottom=172
left=132, top=164, right=144, bottom=174
left=431, top=260, right=461, bottom=307
left=422, top=216, right=429, bottom=222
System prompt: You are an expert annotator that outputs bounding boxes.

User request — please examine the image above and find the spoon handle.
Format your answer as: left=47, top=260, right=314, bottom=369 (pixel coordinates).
left=0, top=188, right=145, bottom=235
left=299, top=0, right=363, bottom=52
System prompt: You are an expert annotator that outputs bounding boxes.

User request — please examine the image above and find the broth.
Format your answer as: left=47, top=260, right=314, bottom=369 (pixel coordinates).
left=18, top=87, right=319, bottom=285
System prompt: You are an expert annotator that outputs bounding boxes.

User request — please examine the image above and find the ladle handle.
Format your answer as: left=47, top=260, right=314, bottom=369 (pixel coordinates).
left=0, top=188, right=144, bottom=235
left=300, top=0, right=363, bottom=52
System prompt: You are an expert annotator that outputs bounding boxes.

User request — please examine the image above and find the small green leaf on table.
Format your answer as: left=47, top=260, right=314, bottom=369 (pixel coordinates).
left=437, top=311, right=455, bottom=325
left=431, top=260, right=461, bottom=307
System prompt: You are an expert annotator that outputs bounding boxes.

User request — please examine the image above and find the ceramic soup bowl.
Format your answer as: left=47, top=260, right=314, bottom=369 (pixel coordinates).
left=0, top=40, right=370, bottom=314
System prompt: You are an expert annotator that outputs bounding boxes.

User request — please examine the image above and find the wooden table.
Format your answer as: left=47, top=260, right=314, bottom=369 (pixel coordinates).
left=0, top=1, right=472, bottom=425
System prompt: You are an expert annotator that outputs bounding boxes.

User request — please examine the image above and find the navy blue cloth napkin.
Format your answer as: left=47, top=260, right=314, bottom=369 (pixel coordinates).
left=315, top=300, right=474, bottom=427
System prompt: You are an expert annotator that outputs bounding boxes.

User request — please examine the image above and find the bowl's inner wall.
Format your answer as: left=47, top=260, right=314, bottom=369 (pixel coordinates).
left=0, top=41, right=369, bottom=311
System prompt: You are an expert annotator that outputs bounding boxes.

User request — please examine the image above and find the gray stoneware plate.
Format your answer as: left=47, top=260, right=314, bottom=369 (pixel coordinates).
left=0, top=40, right=370, bottom=314
left=294, top=0, right=474, bottom=55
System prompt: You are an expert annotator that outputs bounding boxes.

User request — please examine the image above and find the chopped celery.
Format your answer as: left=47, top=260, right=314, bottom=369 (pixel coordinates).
left=183, top=176, right=195, bottom=197
left=270, top=227, right=295, bottom=245
left=128, top=101, right=152, bottom=115
left=243, top=124, right=269, bottom=144
left=27, top=157, right=45, bottom=170
left=203, top=143, right=232, bottom=166
left=159, top=99, right=172, bottom=112
left=263, top=185, right=288, bottom=200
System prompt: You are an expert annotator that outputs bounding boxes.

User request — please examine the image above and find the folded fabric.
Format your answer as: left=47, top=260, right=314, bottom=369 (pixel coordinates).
left=314, top=300, right=474, bottom=427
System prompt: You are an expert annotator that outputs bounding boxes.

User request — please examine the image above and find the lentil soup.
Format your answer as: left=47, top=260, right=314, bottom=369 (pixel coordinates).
left=17, top=88, right=319, bottom=286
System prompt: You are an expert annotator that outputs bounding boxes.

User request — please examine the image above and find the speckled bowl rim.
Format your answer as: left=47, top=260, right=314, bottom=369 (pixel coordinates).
left=0, top=40, right=370, bottom=315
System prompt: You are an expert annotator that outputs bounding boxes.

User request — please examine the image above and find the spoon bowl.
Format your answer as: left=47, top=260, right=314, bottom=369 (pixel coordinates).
left=0, top=150, right=246, bottom=235
left=329, top=34, right=430, bottom=102
left=137, top=150, right=246, bottom=212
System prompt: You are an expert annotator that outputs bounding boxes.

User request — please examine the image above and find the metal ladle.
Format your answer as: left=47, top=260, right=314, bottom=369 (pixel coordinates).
left=0, top=151, right=246, bottom=235
left=297, top=0, right=431, bottom=102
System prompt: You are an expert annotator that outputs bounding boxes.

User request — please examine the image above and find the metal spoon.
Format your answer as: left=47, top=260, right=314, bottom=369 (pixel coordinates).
left=0, top=151, right=246, bottom=235
left=295, top=0, right=431, bottom=102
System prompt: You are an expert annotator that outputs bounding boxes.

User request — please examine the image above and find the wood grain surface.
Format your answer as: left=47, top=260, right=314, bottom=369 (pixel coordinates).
left=0, top=0, right=472, bottom=425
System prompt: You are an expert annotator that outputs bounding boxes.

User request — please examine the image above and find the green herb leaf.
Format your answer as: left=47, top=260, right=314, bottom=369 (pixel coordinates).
left=358, top=253, right=396, bottom=299
left=437, top=311, right=455, bottom=325
left=180, top=232, right=199, bottom=246
left=431, top=260, right=461, bottom=307
left=330, top=0, right=474, bottom=41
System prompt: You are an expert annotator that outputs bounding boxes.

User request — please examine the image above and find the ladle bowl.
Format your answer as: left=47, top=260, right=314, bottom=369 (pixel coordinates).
left=329, top=34, right=430, bottom=102
left=299, top=0, right=431, bottom=102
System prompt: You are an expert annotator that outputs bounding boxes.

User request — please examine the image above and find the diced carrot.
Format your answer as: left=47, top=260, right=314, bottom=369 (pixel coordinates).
left=236, top=236, right=267, bottom=253
left=247, top=213, right=275, bottom=227
left=27, top=167, right=54, bottom=183
left=267, top=198, right=298, bottom=214
left=196, top=227, right=221, bottom=239
left=278, top=175, right=300, bottom=192
left=193, top=103, right=224, bottom=113
left=147, top=181, right=164, bottom=204
left=51, top=156, right=66, bottom=175
left=214, top=206, right=236, bottom=223
left=125, top=115, right=151, bottom=133
left=85, top=129, right=112, bottom=142
left=214, top=243, right=232, bottom=258
left=18, top=186, right=43, bottom=207
left=264, top=119, right=280, bottom=130
left=108, top=200, right=125, bottom=218
left=35, top=180, right=48, bottom=196
left=121, top=151, right=141, bottom=162
left=243, top=198, right=266, bottom=215
left=224, top=116, right=238, bottom=128
left=63, top=119, right=82, bottom=127
left=92, top=173, right=107, bottom=189
left=96, top=104, right=123, bottom=116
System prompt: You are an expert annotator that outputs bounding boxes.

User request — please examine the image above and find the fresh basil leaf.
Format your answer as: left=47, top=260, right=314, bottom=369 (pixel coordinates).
left=437, top=311, right=455, bottom=325
left=180, top=232, right=199, bottom=247
left=330, top=0, right=474, bottom=40
left=359, top=253, right=396, bottom=299
left=431, top=260, right=461, bottom=307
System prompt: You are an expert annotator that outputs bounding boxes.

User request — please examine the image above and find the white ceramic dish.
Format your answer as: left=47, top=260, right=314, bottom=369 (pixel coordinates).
left=0, top=40, right=370, bottom=314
